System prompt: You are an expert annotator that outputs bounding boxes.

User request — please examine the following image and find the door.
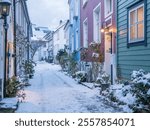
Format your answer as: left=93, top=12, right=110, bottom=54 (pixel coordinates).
left=104, top=34, right=111, bottom=77
left=104, top=33, right=116, bottom=84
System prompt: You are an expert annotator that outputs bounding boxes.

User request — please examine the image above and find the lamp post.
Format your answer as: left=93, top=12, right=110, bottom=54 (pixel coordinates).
left=0, top=0, right=11, bottom=97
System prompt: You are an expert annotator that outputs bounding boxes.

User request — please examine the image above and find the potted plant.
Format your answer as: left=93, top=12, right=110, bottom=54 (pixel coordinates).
left=94, top=72, right=110, bottom=94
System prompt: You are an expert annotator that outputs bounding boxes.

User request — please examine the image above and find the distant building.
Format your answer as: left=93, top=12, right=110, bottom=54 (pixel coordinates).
left=53, top=20, right=68, bottom=63
left=64, top=20, right=70, bottom=54
left=43, top=31, right=54, bottom=63
left=31, top=24, right=50, bottom=61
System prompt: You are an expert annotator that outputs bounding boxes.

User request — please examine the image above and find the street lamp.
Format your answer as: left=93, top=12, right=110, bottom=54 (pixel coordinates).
left=0, top=0, right=11, bottom=97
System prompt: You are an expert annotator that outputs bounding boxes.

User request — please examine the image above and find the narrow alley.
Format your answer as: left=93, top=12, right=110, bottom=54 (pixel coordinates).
left=16, top=62, right=122, bottom=113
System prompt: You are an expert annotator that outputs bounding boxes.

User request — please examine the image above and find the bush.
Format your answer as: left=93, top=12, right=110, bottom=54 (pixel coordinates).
left=129, top=70, right=150, bottom=112
left=6, top=76, right=20, bottom=97
left=22, top=60, right=35, bottom=79
left=75, top=71, right=87, bottom=83
left=94, top=72, right=110, bottom=87
left=56, top=49, right=68, bottom=70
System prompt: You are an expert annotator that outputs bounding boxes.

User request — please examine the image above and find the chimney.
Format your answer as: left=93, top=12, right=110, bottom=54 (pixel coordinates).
left=59, top=20, right=62, bottom=25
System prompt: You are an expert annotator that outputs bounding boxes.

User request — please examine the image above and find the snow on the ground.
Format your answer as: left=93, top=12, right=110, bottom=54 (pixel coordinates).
left=0, top=98, right=18, bottom=109
left=82, top=82, right=94, bottom=89
left=16, top=62, right=123, bottom=113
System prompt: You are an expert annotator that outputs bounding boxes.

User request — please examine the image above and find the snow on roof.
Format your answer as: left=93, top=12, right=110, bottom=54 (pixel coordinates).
left=32, top=24, right=50, bottom=40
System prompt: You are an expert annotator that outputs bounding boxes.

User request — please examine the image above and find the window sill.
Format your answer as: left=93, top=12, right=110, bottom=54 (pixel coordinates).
left=105, top=12, right=113, bottom=19
left=127, top=40, right=146, bottom=48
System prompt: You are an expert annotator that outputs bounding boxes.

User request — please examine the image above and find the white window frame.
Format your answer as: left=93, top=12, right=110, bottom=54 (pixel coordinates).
left=83, top=18, right=88, bottom=48
left=93, top=3, right=101, bottom=43
left=128, top=4, right=144, bottom=43
left=104, top=0, right=113, bottom=18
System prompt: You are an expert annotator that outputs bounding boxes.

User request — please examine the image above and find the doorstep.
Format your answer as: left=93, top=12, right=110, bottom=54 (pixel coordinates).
left=0, top=97, right=18, bottom=113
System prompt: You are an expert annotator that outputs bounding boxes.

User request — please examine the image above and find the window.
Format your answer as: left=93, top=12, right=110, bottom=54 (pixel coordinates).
left=74, top=0, right=79, bottom=16
left=71, top=34, right=74, bottom=52
left=104, top=0, right=113, bottom=17
left=57, top=30, right=59, bottom=40
left=83, top=18, right=88, bottom=48
left=129, top=4, right=144, bottom=43
left=76, top=30, right=79, bottom=50
left=93, top=4, right=101, bottom=43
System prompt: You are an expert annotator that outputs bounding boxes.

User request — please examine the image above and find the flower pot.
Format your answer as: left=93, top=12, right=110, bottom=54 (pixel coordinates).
left=100, top=83, right=110, bottom=94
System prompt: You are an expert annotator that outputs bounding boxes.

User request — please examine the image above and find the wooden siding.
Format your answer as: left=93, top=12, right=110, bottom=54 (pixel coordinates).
left=117, top=0, right=150, bottom=79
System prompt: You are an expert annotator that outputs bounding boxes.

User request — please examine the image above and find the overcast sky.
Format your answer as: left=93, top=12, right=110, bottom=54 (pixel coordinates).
left=27, top=0, right=69, bottom=30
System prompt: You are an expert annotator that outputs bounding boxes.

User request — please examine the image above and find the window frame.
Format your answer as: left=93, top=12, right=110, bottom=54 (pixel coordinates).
left=83, top=18, right=88, bottom=48
left=104, top=0, right=113, bottom=18
left=128, top=4, right=144, bottom=43
left=127, top=0, right=147, bottom=47
left=93, top=3, right=101, bottom=43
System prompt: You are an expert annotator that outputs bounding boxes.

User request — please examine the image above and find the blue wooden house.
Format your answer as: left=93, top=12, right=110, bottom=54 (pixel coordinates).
left=117, top=0, right=150, bottom=79
left=68, top=0, right=81, bottom=68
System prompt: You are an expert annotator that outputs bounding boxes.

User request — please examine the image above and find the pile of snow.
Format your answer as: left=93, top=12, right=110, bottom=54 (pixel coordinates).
left=0, top=98, right=18, bottom=109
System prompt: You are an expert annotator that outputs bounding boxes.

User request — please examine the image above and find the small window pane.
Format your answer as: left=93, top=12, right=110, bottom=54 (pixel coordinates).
left=138, top=7, right=143, bottom=22
left=130, top=26, right=136, bottom=40
left=130, top=10, right=136, bottom=25
left=137, top=23, right=144, bottom=39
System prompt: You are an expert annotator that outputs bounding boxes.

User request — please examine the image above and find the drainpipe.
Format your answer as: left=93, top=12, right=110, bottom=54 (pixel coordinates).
left=110, top=31, right=113, bottom=85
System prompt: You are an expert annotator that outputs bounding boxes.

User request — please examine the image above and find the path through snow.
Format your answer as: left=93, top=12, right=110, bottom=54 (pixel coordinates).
left=16, top=62, right=122, bottom=113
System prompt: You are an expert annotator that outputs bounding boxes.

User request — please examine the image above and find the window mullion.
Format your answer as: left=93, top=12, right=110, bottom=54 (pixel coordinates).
left=135, top=9, right=138, bottom=40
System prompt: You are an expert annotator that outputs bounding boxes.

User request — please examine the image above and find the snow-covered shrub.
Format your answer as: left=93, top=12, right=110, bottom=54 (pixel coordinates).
left=94, top=72, right=110, bottom=94
left=75, top=71, right=87, bottom=83
left=129, top=70, right=150, bottom=112
left=94, top=72, right=110, bottom=87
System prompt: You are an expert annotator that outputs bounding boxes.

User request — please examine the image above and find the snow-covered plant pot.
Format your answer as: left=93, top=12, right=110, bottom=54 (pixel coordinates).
left=75, top=71, right=87, bottom=83
left=94, top=72, right=110, bottom=93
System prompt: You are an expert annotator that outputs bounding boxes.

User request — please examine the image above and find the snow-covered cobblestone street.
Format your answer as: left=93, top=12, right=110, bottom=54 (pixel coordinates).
left=16, top=62, right=123, bottom=113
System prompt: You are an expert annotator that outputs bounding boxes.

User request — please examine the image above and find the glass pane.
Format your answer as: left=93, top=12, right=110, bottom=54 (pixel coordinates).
left=138, top=7, right=144, bottom=22
left=130, top=26, right=136, bottom=40
left=138, top=23, right=144, bottom=39
left=130, top=10, right=136, bottom=25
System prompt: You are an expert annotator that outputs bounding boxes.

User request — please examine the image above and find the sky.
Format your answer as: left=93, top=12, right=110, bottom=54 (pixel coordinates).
left=27, top=0, right=69, bottom=30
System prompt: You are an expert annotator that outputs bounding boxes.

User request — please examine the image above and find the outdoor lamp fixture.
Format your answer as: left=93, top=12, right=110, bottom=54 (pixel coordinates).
left=101, top=26, right=114, bottom=85
left=0, top=0, right=11, bottom=17
left=0, top=0, right=11, bottom=97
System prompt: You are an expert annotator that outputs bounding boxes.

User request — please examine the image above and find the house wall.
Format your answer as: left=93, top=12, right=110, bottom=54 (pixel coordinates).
left=68, top=0, right=81, bottom=62
left=53, top=22, right=67, bottom=63
left=0, top=22, right=4, bottom=99
left=80, top=0, right=117, bottom=82
left=117, top=0, right=150, bottom=79
left=0, top=0, right=14, bottom=99
left=15, top=0, right=32, bottom=76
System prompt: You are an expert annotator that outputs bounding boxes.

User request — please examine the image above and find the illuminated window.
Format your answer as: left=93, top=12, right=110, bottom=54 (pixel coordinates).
left=129, top=4, right=144, bottom=43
